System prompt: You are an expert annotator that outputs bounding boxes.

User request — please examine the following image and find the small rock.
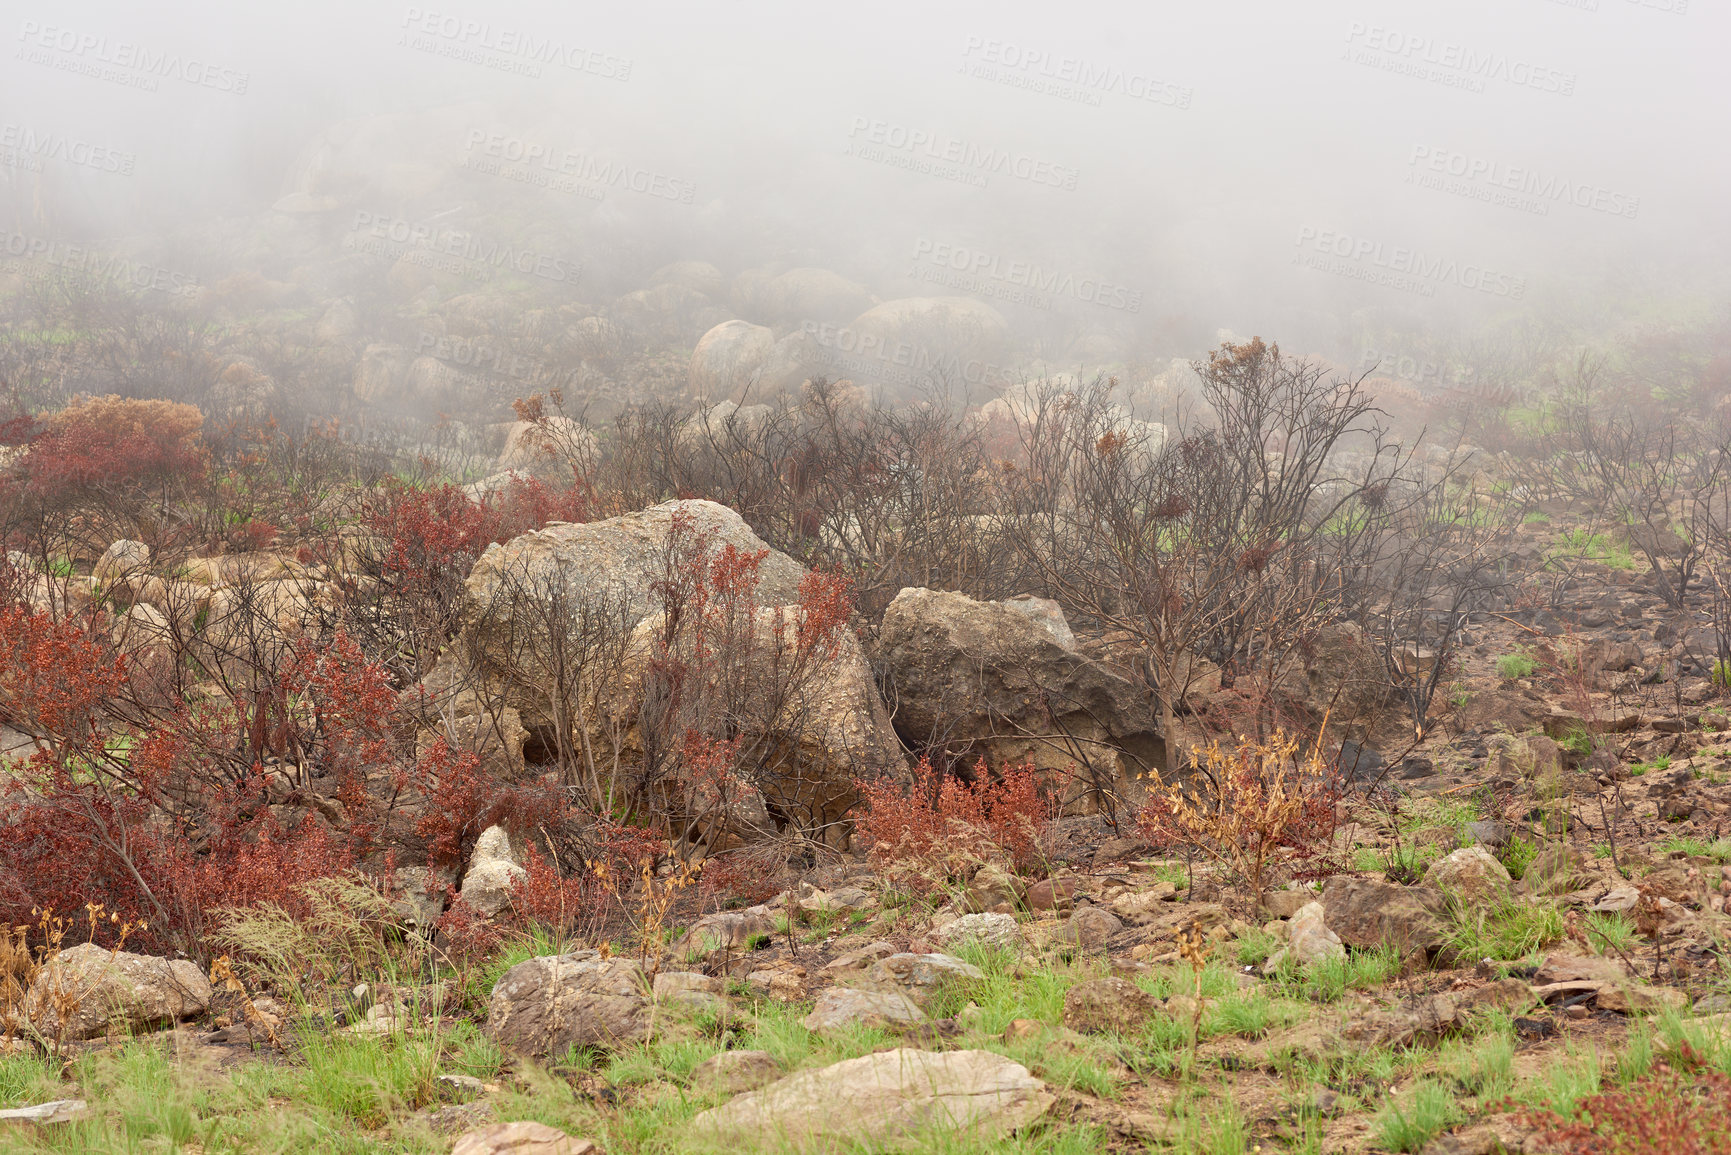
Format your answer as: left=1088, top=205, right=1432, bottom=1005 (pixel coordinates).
left=689, top=1049, right=781, bottom=1095
left=1002, top=1018, right=1044, bottom=1042
left=1287, top=901, right=1345, bottom=966
left=450, top=1120, right=596, bottom=1155
left=1423, top=847, right=1512, bottom=904
left=801, top=987, right=926, bottom=1032
left=1055, top=906, right=1123, bottom=950
left=1061, top=977, right=1157, bottom=1034
left=437, top=1074, right=487, bottom=1102
left=1025, top=878, right=1078, bottom=911
left=1259, top=889, right=1312, bottom=919
left=935, top=913, right=1021, bottom=953
left=0, top=1100, right=88, bottom=1124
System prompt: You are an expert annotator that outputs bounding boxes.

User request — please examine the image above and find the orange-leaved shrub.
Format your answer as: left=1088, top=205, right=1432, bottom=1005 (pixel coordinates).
left=1135, top=730, right=1344, bottom=905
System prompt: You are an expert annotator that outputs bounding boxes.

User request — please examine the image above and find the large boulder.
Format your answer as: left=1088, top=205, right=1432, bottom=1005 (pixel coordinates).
left=493, top=417, right=596, bottom=476
left=690, top=1048, right=1052, bottom=1148
left=1274, top=622, right=1393, bottom=734
left=756, top=267, right=872, bottom=327
left=844, top=297, right=1009, bottom=382
left=688, top=320, right=777, bottom=400
left=484, top=952, right=650, bottom=1058
left=878, top=587, right=1163, bottom=811
left=461, top=499, right=806, bottom=703
left=28, top=944, right=212, bottom=1041
left=649, top=260, right=725, bottom=300
left=601, top=603, right=905, bottom=841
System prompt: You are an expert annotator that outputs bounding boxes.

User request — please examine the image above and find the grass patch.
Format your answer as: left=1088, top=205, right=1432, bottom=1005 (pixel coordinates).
left=1496, top=651, right=1538, bottom=680
left=1447, top=897, right=1566, bottom=960
left=1374, top=1079, right=1462, bottom=1152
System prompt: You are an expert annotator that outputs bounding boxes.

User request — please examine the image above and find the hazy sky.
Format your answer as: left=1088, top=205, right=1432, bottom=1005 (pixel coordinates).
left=3, top=0, right=1725, bottom=373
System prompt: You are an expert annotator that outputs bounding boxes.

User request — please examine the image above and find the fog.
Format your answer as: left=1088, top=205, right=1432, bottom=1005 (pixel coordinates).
left=3, top=0, right=1727, bottom=416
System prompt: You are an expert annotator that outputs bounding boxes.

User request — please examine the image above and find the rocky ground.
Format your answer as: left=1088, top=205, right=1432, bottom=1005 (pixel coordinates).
left=2, top=794, right=1728, bottom=1154
left=6, top=422, right=1731, bottom=1152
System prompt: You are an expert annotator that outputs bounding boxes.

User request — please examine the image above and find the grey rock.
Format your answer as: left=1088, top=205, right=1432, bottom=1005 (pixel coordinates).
left=865, top=953, right=985, bottom=1006
left=689, top=1049, right=782, bottom=1095
left=484, top=953, right=649, bottom=1058
left=690, top=1048, right=1052, bottom=1148
left=878, top=587, right=1164, bottom=812
left=936, top=914, right=1022, bottom=953
left=27, top=944, right=212, bottom=1041
left=801, top=987, right=926, bottom=1032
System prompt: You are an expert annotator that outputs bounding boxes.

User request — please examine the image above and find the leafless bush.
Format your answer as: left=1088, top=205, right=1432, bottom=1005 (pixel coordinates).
left=993, top=340, right=1415, bottom=769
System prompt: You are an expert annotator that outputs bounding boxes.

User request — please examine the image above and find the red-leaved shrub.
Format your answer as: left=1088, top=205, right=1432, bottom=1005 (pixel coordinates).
left=18, top=395, right=206, bottom=496
left=1523, top=1052, right=1731, bottom=1154
left=853, top=757, right=1053, bottom=883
